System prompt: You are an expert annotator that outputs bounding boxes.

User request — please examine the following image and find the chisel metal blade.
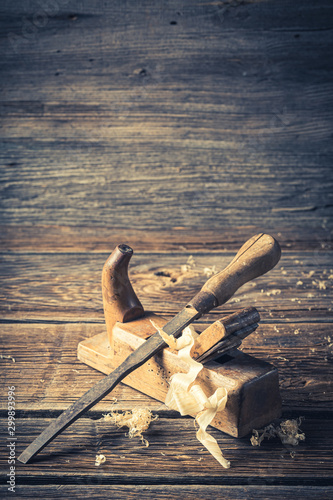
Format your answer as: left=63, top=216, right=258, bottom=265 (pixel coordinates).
left=18, top=305, right=200, bottom=464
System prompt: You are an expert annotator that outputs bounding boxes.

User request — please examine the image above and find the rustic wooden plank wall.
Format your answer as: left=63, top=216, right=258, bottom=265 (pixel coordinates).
left=1, top=0, right=332, bottom=233
left=0, top=0, right=332, bottom=498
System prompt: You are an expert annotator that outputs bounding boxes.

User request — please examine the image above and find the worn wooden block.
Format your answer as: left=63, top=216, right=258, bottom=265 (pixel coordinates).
left=78, top=312, right=281, bottom=437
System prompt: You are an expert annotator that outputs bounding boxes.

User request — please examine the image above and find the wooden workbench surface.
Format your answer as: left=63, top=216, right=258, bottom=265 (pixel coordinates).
left=1, top=1, right=332, bottom=498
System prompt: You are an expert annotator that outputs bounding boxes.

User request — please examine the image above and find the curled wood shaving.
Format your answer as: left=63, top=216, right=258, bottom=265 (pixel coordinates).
left=150, top=319, right=193, bottom=351
left=155, top=323, right=230, bottom=468
left=0, top=354, right=15, bottom=362
left=95, top=454, right=106, bottom=466
left=251, top=418, right=305, bottom=447
left=102, top=408, right=158, bottom=447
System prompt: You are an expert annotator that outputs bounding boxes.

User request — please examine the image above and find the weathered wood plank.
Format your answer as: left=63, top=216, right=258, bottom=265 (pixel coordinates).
left=2, top=485, right=333, bottom=500
left=0, top=322, right=156, bottom=413
left=0, top=322, right=331, bottom=412
left=3, top=485, right=333, bottom=500
left=0, top=0, right=332, bottom=495
left=2, top=0, right=332, bottom=36
left=0, top=141, right=332, bottom=230
left=0, top=416, right=332, bottom=478
left=0, top=251, right=332, bottom=321
left=2, top=1, right=333, bottom=92
left=0, top=225, right=331, bottom=252
left=0, top=1, right=332, bottom=232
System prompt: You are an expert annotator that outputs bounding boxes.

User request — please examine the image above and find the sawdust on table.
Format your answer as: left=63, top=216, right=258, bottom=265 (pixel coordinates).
left=155, top=255, right=219, bottom=285
left=95, top=454, right=106, bottom=466
left=102, top=407, right=158, bottom=447
left=251, top=417, right=305, bottom=447
left=312, top=279, right=327, bottom=290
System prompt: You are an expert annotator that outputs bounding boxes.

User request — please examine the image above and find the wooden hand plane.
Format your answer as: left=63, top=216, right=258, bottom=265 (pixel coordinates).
left=78, top=238, right=282, bottom=438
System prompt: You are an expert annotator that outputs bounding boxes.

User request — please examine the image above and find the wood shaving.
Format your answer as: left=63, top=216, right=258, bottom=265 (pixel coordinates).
left=312, top=280, right=327, bottom=290
left=203, top=266, right=218, bottom=277
left=0, top=354, right=15, bottom=362
left=150, top=319, right=193, bottom=351
left=150, top=320, right=178, bottom=349
left=159, top=324, right=230, bottom=468
left=181, top=255, right=196, bottom=273
left=296, top=280, right=303, bottom=286
left=162, top=255, right=200, bottom=284
left=251, top=418, right=305, bottom=447
left=176, top=256, right=219, bottom=281
left=95, top=454, right=106, bottom=466
left=102, top=408, right=158, bottom=447
left=266, top=289, right=281, bottom=296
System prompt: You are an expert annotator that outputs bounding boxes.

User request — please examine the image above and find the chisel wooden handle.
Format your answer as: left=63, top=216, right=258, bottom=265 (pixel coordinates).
left=189, top=233, right=281, bottom=314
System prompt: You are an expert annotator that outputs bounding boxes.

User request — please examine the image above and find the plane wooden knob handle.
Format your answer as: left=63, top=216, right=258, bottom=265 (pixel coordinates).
left=189, top=233, right=281, bottom=314
left=102, top=244, right=144, bottom=339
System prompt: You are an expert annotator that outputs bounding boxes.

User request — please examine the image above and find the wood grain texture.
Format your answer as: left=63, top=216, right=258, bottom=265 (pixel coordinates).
left=1, top=485, right=332, bottom=500
left=0, top=225, right=332, bottom=253
left=1, top=416, right=332, bottom=479
left=0, top=250, right=332, bottom=321
left=1, top=0, right=332, bottom=232
left=0, top=0, right=332, bottom=495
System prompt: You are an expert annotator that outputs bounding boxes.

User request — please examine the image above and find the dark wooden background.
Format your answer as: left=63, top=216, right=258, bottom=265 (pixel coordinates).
left=0, top=1, right=332, bottom=498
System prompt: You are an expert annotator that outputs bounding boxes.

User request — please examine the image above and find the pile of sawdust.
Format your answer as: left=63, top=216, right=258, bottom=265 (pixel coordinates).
left=102, top=407, right=158, bottom=447
left=251, top=418, right=305, bottom=447
left=155, top=255, right=219, bottom=285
